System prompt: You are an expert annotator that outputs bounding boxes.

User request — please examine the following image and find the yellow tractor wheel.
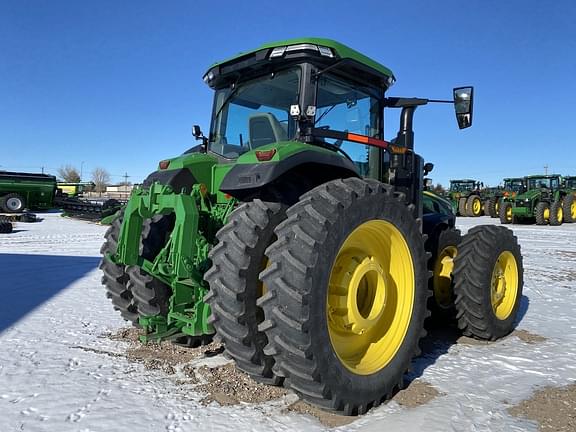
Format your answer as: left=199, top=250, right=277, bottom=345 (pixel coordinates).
left=453, top=225, right=523, bottom=339
left=427, top=228, right=461, bottom=319
left=259, top=178, right=428, bottom=415
left=465, top=195, right=483, bottom=217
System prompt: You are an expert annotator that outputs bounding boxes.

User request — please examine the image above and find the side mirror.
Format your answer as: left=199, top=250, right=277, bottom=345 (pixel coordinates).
left=453, top=87, right=474, bottom=129
left=423, top=162, right=434, bottom=175
left=192, top=125, right=203, bottom=139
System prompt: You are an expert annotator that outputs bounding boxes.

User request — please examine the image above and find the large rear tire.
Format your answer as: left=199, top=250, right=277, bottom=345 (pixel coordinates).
left=535, top=202, right=550, bottom=225
left=486, top=196, right=498, bottom=218
left=499, top=201, right=513, bottom=224
left=259, top=178, right=429, bottom=415
left=99, top=216, right=139, bottom=324
left=205, top=200, right=287, bottom=384
left=458, top=197, right=467, bottom=216
left=563, top=194, right=575, bottom=223
left=453, top=225, right=523, bottom=340
left=549, top=200, right=564, bottom=226
left=466, top=195, right=482, bottom=217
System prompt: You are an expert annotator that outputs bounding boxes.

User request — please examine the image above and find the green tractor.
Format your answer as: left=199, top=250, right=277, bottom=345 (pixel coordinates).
left=499, top=174, right=572, bottom=225
left=447, top=179, right=485, bottom=216
left=562, top=175, right=576, bottom=222
left=484, top=177, right=526, bottom=218
left=101, top=38, right=524, bottom=415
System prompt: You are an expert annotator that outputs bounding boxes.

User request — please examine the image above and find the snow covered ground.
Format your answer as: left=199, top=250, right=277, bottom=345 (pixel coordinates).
left=1, top=213, right=575, bottom=432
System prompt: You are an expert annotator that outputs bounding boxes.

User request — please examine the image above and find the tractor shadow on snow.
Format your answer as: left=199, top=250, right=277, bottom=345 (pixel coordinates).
left=407, top=295, right=530, bottom=384
left=0, top=253, right=101, bottom=332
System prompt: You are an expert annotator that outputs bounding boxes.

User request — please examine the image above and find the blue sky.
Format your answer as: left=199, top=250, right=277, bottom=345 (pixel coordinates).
left=1, top=0, right=575, bottom=186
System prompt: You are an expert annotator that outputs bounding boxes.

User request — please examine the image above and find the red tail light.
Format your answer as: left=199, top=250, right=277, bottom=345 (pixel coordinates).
left=255, top=149, right=277, bottom=161
left=158, top=160, right=170, bottom=170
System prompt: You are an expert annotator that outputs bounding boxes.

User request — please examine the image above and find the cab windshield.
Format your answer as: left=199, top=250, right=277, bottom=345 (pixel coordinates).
left=527, top=177, right=559, bottom=190
left=566, top=178, right=576, bottom=189
left=450, top=182, right=475, bottom=192
left=209, top=68, right=301, bottom=159
left=503, top=179, right=525, bottom=193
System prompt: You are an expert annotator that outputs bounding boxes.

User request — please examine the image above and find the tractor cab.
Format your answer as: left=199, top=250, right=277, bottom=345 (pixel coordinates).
left=525, top=175, right=561, bottom=191
left=565, top=176, right=576, bottom=191
left=199, top=38, right=473, bottom=211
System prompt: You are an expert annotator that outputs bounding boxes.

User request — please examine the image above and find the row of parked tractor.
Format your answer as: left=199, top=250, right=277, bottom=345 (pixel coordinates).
left=446, top=175, right=576, bottom=226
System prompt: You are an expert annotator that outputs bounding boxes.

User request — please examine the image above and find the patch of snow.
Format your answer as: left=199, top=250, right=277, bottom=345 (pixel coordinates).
left=1, top=213, right=574, bottom=431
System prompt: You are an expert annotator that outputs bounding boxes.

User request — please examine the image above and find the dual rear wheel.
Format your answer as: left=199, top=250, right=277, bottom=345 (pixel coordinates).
left=207, top=178, right=524, bottom=415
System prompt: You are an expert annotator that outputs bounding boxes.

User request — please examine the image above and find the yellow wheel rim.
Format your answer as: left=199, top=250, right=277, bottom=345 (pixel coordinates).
left=495, top=201, right=500, bottom=213
left=473, top=198, right=481, bottom=215
left=572, top=201, right=576, bottom=220
left=506, top=206, right=512, bottom=221
left=557, top=206, right=563, bottom=223
left=327, top=220, right=414, bottom=375
left=491, top=251, right=519, bottom=320
left=543, top=207, right=550, bottom=221
left=433, top=245, right=457, bottom=308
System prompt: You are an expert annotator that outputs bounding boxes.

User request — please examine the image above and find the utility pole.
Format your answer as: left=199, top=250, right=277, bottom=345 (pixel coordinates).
left=544, top=164, right=548, bottom=175
left=123, top=172, right=130, bottom=196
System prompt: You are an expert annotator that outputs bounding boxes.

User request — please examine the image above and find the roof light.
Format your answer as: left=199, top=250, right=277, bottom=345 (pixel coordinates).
left=158, top=160, right=170, bottom=170
left=255, top=149, right=277, bottom=161
left=318, top=46, right=334, bottom=57
left=203, top=71, right=215, bottom=83
left=269, top=46, right=287, bottom=58
left=285, top=43, right=319, bottom=53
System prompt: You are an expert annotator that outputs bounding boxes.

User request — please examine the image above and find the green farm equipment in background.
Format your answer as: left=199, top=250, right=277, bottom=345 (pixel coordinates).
left=101, top=38, right=524, bottom=415
left=0, top=171, right=57, bottom=213
left=483, top=177, right=526, bottom=218
left=447, top=179, right=485, bottom=216
left=0, top=170, right=121, bottom=219
left=499, top=174, right=573, bottom=225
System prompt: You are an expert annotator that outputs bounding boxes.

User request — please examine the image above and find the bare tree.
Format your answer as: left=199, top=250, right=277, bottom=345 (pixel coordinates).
left=57, top=165, right=81, bottom=182
left=91, top=167, right=111, bottom=194
left=433, top=183, right=446, bottom=195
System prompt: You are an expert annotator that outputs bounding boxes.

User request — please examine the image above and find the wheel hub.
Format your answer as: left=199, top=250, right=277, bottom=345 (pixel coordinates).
left=328, top=254, right=387, bottom=335
left=6, top=198, right=21, bottom=211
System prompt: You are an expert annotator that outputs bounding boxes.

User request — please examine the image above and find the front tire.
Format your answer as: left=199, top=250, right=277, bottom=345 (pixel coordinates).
left=205, top=200, right=287, bottom=384
left=453, top=225, right=523, bottom=340
left=259, top=178, right=429, bottom=415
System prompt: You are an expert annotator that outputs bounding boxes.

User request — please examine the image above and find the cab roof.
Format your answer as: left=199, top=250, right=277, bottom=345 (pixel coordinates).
left=203, top=37, right=395, bottom=90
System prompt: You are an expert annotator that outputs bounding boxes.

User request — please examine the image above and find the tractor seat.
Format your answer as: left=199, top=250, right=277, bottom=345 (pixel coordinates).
left=249, top=113, right=287, bottom=148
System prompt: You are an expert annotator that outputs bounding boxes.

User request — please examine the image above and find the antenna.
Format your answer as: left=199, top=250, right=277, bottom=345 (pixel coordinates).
left=544, top=164, right=548, bottom=175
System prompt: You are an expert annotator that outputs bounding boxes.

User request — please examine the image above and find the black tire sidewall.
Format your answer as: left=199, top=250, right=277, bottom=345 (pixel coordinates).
left=305, top=192, right=428, bottom=400
left=471, top=230, right=523, bottom=338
